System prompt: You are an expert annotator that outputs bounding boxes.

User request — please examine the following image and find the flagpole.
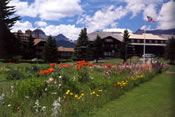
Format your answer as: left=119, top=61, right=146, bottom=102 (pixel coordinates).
left=143, top=19, right=146, bottom=64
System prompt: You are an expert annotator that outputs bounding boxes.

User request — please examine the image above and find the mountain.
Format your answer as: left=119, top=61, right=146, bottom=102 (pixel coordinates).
left=54, top=34, right=69, bottom=41
left=135, top=28, right=175, bottom=35
left=32, top=29, right=48, bottom=40
left=56, top=40, right=75, bottom=48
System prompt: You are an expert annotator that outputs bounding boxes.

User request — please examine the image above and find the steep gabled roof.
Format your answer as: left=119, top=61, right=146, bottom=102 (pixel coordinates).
left=88, top=32, right=123, bottom=42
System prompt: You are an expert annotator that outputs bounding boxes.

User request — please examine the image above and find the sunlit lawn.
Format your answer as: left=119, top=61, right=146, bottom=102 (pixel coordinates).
left=81, top=65, right=175, bottom=117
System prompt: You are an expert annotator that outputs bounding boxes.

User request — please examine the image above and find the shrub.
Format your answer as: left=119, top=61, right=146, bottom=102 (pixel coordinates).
left=6, top=70, right=23, bottom=80
left=17, top=78, right=46, bottom=98
left=77, top=67, right=90, bottom=83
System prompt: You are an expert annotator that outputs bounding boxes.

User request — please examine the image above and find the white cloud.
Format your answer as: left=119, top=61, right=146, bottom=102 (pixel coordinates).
left=143, top=4, right=157, bottom=20
left=41, top=24, right=82, bottom=40
left=103, top=28, right=133, bottom=33
left=12, top=21, right=34, bottom=32
left=77, top=5, right=128, bottom=32
left=35, top=21, right=47, bottom=27
left=123, top=0, right=163, bottom=18
left=140, top=25, right=151, bottom=30
left=157, top=1, right=175, bottom=29
left=9, top=0, right=83, bottom=20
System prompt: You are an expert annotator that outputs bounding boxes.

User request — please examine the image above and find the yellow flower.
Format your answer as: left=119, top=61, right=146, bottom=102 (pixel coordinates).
left=66, top=90, right=70, bottom=95
left=70, top=92, right=73, bottom=96
left=75, top=95, right=78, bottom=98
left=78, top=97, right=81, bottom=100
left=96, top=94, right=99, bottom=97
left=91, top=91, right=95, bottom=95
left=63, top=96, right=66, bottom=99
left=81, top=93, right=84, bottom=96
left=98, top=89, right=103, bottom=92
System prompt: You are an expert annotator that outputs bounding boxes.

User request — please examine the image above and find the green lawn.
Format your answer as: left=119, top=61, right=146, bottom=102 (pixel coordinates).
left=82, top=65, right=175, bottom=117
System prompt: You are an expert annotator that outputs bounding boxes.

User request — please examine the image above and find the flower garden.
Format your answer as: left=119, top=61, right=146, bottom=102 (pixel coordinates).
left=0, top=60, right=168, bottom=117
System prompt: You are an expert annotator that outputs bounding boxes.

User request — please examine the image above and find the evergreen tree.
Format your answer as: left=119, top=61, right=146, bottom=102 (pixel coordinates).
left=0, top=0, right=20, bottom=59
left=165, top=37, right=175, bottom=64
left=25, top=35, right=35, bottom=59
left=92, top=35, right=104, bottom=63
left=42, top=36, right=58, bottom=62
left=120, top=29, right=130, bottom=63
left=73, top=28, right=89, bottom=60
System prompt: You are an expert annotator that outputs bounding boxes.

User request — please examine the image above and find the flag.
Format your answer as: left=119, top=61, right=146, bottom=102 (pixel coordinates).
left=147, top=16, right=155, bottom=22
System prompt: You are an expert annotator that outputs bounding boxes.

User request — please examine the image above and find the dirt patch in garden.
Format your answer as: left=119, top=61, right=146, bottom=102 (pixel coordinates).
left=166, top=71, right=175, bottom=74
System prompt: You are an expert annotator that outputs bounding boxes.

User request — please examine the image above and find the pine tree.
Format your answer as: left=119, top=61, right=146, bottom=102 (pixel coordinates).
left=73, top=28, right=89, bottom=60
left=165, top=37, right=175, bottom=64
left=42, top=36, right=58, bottom=62
left=0, top=0, right=20, bottom=59
left=120, top=29, right=130, bottom=63
left=92, top=35, right=104, bottom=63
left=26, top=35, right=35, bottom=59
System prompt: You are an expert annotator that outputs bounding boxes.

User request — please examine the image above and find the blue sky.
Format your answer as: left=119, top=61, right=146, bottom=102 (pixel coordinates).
left=10, top=0, right=175, bottom=40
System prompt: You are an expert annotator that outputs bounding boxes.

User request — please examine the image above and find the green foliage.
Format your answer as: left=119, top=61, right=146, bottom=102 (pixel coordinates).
left=77, top=67, right=90, bottom=83
left=6, top=69, right=23, bottom=80
left=17, top=78, right=46, bottom=98
left=92, top=35, right=104, bottom=62
left=165, top=37, right=175, bottom=64
left=120, top=29, right=130, bottom=63
left=42, top=36, right=58, bottom=62
left=73, top=28, right=89, bottom=60
left=0, top=0, right=20, bottom=59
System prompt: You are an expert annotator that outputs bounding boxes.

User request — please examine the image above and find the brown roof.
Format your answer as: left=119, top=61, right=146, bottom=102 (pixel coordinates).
left=129, top=33, right=168, bottom=40
left=57, top=46, right=74, bottom=52
left=88, top=32, right=169, bottom=41
left=34, top=39, right=46, bottom=46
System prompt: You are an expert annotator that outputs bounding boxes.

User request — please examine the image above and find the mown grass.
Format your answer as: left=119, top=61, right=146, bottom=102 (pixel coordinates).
left=82, top=65, right=175, bottom=117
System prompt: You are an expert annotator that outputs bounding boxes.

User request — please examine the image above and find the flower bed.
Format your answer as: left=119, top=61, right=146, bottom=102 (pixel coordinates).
left=0, top=61, right=168, bottom=116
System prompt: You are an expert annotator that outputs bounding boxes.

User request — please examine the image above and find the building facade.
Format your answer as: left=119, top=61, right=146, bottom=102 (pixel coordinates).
left=88, top=31, right=171, bottom=57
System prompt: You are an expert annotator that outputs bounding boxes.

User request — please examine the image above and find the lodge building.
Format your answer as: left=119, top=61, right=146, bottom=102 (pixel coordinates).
left=88, top=31, right=173, bottom=57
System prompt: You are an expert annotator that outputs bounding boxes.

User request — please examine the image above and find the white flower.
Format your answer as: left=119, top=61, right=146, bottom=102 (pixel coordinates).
left=59, top=76, right=62, bottom=79
left=33, top=99, right=41, bottom=113
left=52, top=97, right=61, bottom=117
left=0, top=93, right=5, bottom=103
left=42, top=106, right=46, bottom=111
left=8, top=104, right=11, bottom=107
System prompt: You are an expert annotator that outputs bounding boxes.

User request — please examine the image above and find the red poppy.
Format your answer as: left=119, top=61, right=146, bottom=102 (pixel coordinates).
left=59, top=64, right=64, bottom=68
left=48, top=68, right=55, bottom=72
left=64, top=64, right=70, bottom=68
left=50, top=63, right=56, bottom=67
left=17, top=106, right=20, bottom=110
left=39, top=71, right=44, bottom=75
left=106, top=64, right=112, bottom=67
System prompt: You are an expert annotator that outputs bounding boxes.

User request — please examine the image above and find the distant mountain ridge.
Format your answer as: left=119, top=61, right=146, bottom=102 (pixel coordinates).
left=135, top=28, right=175, bottom=35
left=32, top=29, right=75, bottom=48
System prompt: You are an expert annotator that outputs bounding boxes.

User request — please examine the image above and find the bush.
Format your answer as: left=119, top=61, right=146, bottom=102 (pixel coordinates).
left=17, top=78, right=46, bottom=98
left=6, top=70, right=23, bottom=80
left=77, top=67, right=90, bottom=83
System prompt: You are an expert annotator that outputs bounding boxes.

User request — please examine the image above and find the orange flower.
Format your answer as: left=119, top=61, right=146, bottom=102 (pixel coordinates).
left=59, top=64, right=64, bottom=68
left=50, top=63, right=56, bottom=68
left=86, top=62, right=93, bottom=66
left=48, top=68, right=55, bottom=72
left=17, top=106, right=20, bottom=110
left=43, top=70, right=50, bottom=74
left=75, top=65, right=80, bottom=70
left=39, top=71, right=44, bottom=75
left=64, top=64, right=70, bottom=68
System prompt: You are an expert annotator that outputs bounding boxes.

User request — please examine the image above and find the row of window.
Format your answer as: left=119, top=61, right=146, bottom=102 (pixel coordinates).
left=103, top=44, right=118, bottom=48
left=129, top=39, right=167, bottom=44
